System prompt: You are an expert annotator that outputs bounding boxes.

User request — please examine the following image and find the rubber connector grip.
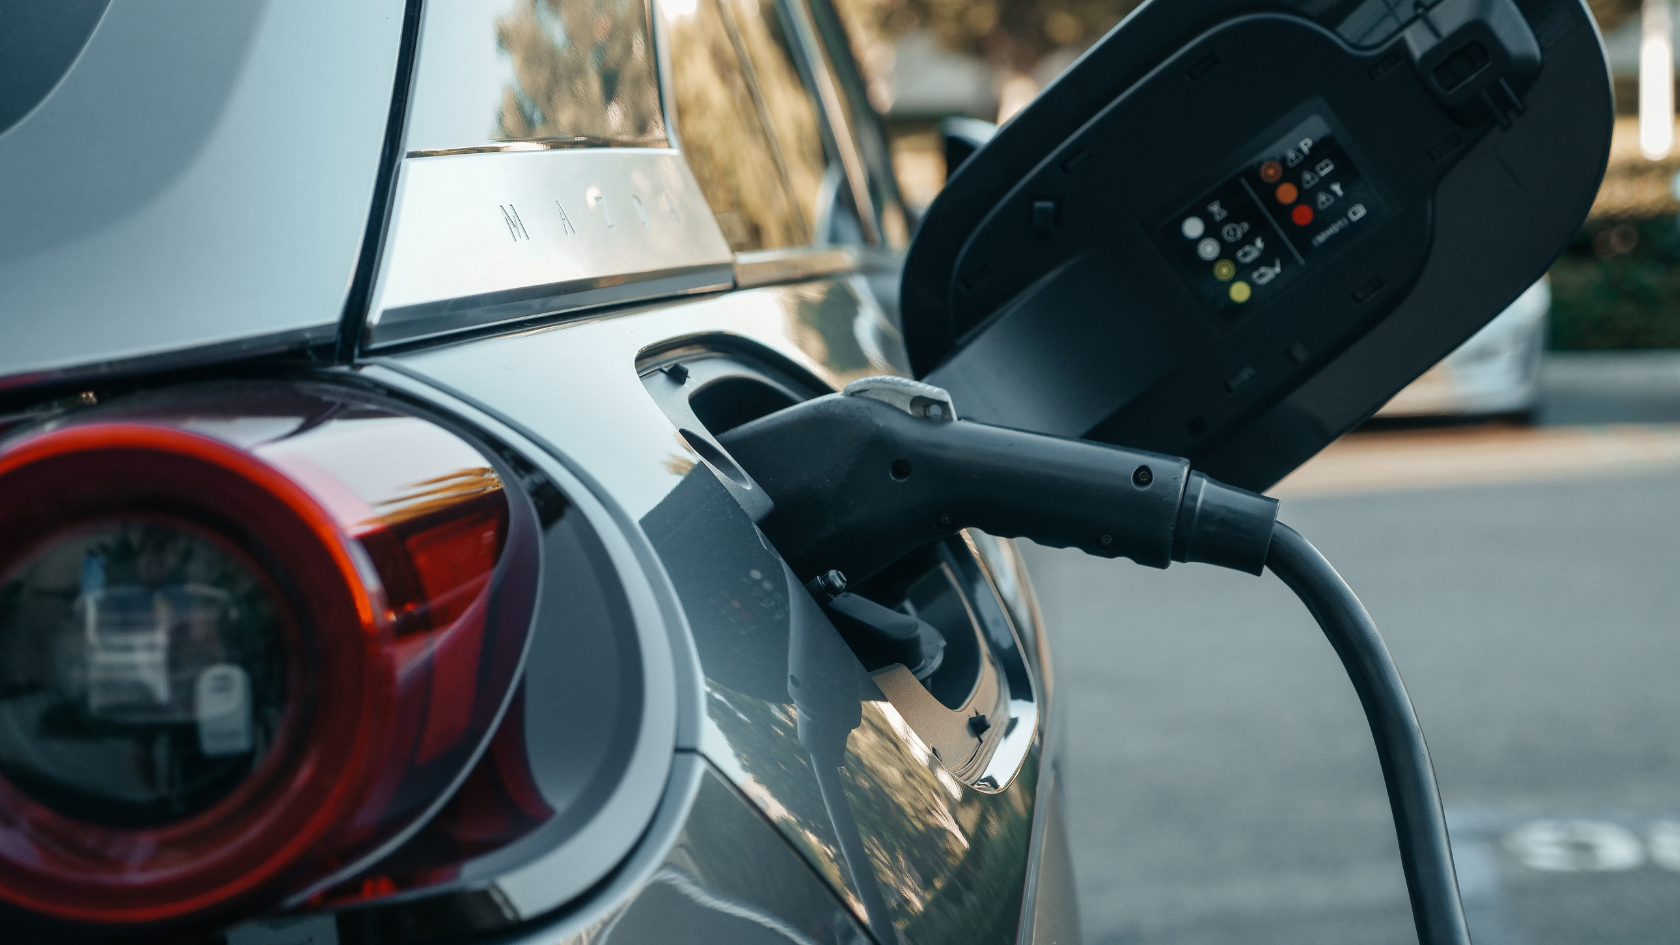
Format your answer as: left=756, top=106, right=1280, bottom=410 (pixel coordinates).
left=1171, top=472, right=1279, bottom=575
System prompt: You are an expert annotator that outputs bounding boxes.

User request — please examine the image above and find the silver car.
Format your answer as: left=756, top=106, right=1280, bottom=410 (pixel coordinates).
left=0, top=2, right=1066, bottom=943
left=0, top=0, right=1611, bottom=943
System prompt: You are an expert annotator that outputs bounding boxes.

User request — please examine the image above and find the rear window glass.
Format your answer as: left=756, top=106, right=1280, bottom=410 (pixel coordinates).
left=668, top=0, right=817, bottom=250
left=406, top=0, right=666, bottom=154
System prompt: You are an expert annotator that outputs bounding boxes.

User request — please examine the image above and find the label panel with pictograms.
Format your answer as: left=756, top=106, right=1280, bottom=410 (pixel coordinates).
left=1153, top=113, right=1388, bottom=319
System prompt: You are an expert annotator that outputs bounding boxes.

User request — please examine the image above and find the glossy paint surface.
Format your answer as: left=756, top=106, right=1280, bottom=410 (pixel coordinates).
left=0, top=0, right=406, bottom=385
left=484, top=756, right=870, bottom=945
left=382, top=280, right=1042, bottom=944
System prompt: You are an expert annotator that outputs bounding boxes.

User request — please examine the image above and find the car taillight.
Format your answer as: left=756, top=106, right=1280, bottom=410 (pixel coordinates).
left=0, top=383, right=538, bottom=926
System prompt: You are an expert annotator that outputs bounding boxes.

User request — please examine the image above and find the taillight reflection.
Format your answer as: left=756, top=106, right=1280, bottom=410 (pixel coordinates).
left=0, top=384, right=538, bottom=926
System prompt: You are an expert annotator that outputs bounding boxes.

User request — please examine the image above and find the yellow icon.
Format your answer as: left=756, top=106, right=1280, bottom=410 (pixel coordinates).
left=1213, top=259, right=1237, bottom=281
left=1229, top=280, right=1252, bottom=303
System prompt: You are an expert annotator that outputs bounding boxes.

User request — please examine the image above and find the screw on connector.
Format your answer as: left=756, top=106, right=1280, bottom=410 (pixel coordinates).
left=890, top=459, right=913, bottom=480
left=803, top=569, right=847, bottom=601
left=1099, top=534, right=1114, bottom=547
left=663, top=362, right=690, bottom=384
left=935, top=512, right=955, bottom=530
left=1132, top=465, right=1153, bottom=488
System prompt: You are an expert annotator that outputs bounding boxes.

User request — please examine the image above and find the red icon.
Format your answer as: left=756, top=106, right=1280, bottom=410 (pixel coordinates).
left=1275, top=182, right=1298, bottom=204
left=1259, top=161, right=1283, bottom=183
left=1291, top=204, right=1314, bottom=226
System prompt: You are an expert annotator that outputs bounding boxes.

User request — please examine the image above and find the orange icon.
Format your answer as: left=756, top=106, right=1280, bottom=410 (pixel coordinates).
left=1292, top=204, right=1314, bottom=226
left=1259, top=161, right=1283, bottom=183
left=1275, top=182, right=1299, bottom=204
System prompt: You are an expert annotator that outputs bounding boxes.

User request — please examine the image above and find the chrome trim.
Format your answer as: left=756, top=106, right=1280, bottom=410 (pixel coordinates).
left=843, top=374, right=956, bottom=421
left=366, top=148, right=734, bottom=349
left=407, top=138, right=669, bottom=158
left=732, top=246, right=857, bottom=288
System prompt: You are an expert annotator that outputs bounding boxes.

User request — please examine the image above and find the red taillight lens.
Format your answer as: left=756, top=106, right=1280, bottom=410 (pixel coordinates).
left=0, top=385, right=537, bottom=925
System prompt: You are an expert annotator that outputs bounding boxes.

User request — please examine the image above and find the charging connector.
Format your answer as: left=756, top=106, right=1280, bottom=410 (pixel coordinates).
left=721, top=376, right=1278, bottom=583
left=722, top=376, right=1470, bottom=945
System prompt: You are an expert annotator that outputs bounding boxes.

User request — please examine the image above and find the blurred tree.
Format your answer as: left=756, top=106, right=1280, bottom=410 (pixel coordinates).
left=1589, top=0, right=1640, bottom=32
left=837, top=0, right=1638, bottom=90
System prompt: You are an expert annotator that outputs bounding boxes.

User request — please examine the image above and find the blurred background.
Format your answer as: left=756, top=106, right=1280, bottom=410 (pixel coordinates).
left=822, top=0, right=1680, bottom=942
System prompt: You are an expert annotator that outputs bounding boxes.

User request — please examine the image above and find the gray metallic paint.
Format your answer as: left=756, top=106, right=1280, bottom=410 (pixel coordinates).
left=0, top=0, right=406, bottom=385
left=374, top=280, right=1061, bottom=943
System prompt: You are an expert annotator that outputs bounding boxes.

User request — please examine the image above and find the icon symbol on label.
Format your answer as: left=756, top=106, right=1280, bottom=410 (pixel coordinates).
left=1221, top=221, right=1249, bottom=242
left=1181, top=216, right=1206, bottom=239
left=1213, top=259, right=1237, bottom=281
left=1285, top=149, right=1303, bottom=167
left=1251, top=259, right=1283, bottom=285
left=1348, top=203, right=1367, bottom=221
left=1298, top=137, right=1314, bottom=155
left=1330, top=182, right=1344, bottom=198
left=1314, top=159, right=1335, bottom=176
left=1259, top=162, right=1283, bottom=183
left=1207, top=200, right=1229, bottom=221
left=1197, top=237, right=1221, bottom=260
left=1235, top=237, right=1265, bottom=264
left=1229, top=281, right=1252, bottom=303
left=1300, top=170, right=1319, bottom=189
left=1316, top=191, right=1335, bottom=210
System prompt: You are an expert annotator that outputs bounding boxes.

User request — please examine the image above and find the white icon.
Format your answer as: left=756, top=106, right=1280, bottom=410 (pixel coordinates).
left=1207, top=200, right=1229, bottom=222
left=1181, top=216, right=1206, bottom=239
left=1235, top=236, right=1265, bottom=264
left=1251, top=259, right=1284, bottom=285
left=1300, top=170, right=1319, bottom=189
left=1285, top=149, right=1303, bottom=167
left=1298, top=137, right=1314, bottom=155
left=1330, top=182, right=1344, bottom=198
left=1221, top=221, right=1249, bottom=242
left=1316, top=191, right=1335, bottom=210
left=1315, top=158, right=1335, bottom=176
left=1196, top=237, right=1221, bottom=260
left=1348, top=203, right=1367, bottom=221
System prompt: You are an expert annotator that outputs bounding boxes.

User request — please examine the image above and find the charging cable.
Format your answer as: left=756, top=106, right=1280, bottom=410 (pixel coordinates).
left=721, top=376, right=1471, bottom=945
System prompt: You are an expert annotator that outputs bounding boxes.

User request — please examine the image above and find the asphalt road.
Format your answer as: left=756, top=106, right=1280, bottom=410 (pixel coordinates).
left=1021, top=356, right=1680, bottom=945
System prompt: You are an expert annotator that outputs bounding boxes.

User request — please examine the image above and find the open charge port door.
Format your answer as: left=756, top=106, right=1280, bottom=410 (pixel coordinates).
left=638, top=348, right=1040, bottom=794
left=820, top=538, right=1037, bottom=791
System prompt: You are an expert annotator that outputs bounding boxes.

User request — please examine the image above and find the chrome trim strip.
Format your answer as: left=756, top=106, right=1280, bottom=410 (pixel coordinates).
left=733, top=246, right=857, bottom=288
left=407, top=138, right=670, bottom=158
left=373, top=263, right=734, bottom=347
left=366, top=148, right=734, bottom=349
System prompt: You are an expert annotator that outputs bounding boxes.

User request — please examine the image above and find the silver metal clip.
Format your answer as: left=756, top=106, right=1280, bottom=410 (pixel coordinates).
left=842, top=375, right=958, bottom=422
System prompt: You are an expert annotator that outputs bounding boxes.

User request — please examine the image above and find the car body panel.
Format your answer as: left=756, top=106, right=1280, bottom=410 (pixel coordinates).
left=0, top=0, right=405, bottom=386
left=374, top=280, right=1050, bottom=944
left=0, top=0, right=1071, bottom=939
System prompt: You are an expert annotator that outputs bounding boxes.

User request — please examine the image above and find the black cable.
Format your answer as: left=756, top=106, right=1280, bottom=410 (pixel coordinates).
left=724, top=386, right=1473, bottom=943
left=1266, top=523, right=1471, bottom=945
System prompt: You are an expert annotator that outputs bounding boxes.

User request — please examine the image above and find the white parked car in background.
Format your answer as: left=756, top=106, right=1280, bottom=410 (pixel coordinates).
left=1377, top=278, right=1551, bottom=422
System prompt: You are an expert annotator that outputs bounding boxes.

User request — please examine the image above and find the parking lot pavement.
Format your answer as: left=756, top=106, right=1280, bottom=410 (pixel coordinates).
left=1022, top=359, right=1680, bottom=944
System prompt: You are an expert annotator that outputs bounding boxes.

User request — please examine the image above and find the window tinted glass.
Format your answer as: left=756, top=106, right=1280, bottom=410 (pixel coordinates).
left=407, top=0, right=666, bottom=154
left=720, top=0, right=831, bottom=232
left=669, top=0, right=810, bottom=250
left=672, top=0, right=871, bottom=252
